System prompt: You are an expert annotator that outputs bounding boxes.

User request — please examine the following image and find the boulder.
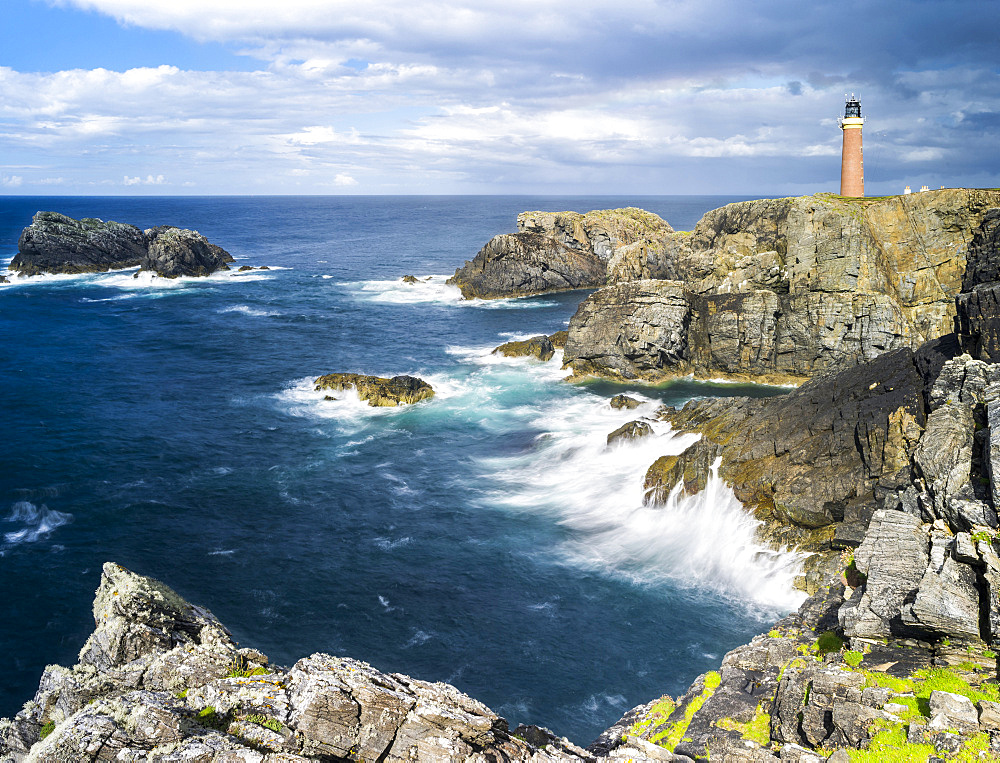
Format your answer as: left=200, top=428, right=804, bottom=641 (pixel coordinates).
left=402, top=274, right=419, bottom=283
left=448, top=232, right=604, bottom=299
left=10, top=211, right=147, bottom=275
left=142, top=226, right=234, bottom=278
left=606, top=420, right=653, bottom=445
left=609, top=394, right=641, bottom=410
left=493, top=335, right=556, bottom=361
left=314, top=373, right=435, bottom=407
left=928, top=691, right=979, bottom=733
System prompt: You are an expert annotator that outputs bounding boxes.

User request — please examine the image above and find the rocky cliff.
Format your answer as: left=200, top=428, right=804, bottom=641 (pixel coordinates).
left=9, top=213, right=236, bottom=278
left=554, top=189, right=1000, bottom=382
left=0, top=563, right=606, bottom=763
left=447, top=208, right=673, bottom=300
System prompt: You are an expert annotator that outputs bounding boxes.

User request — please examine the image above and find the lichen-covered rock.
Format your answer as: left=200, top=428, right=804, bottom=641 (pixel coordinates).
left=314, top=373, right=435, bottom=407
left=10, top=211, right=148, bottom=275
left=1, top=564, right=594, bottom=762
left=609, top=394, right=641, bottom=410
left=448, top=232, right=605, bottom=299
left=493, top=335, right=556, bottom=361
left=142, top=226, right=234, bottom=278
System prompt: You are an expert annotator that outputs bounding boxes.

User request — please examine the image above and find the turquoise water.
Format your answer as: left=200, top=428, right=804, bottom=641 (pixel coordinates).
left=0, top=195, right=796, bottom=744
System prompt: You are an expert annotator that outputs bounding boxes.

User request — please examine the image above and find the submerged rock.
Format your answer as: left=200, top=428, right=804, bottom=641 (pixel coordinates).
left=0, top=563, right=592, bottom=762
left=10, top=211, right=148, bottom=275
left=314, top=373, right=435, bottom=407
left=493, top=335, right=556, bottom=361
left=142, top=226, right=234, bottom=278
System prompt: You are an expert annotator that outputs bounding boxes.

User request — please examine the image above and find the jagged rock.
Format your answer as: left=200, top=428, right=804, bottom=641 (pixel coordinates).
left=0, top=274, right=9, bottom=283
left=448, top=232, right=605, bottom=299
left=978, top=700, right=1000, bottom=729
left=142, top=226, right=234, bottom=278
left=1, top=563, right=595, bottom=762
left=10, top=211, right=147, bottom=275
left=237, top=264, right=255, bottom=272
left=653, top=348, right=925, bottom=556
left=928, top=691, right=979, bottom=732
left=644, top=440, right=721, bottom=503
left=402, top=274, right=419, bottom=283
left=563, top=280, right=689, bottom=379
left=609, top=394, right=641, bottom=410
left=493, top=335, right=556, bottom=361
left=839, top=510, right=930, bottom=640
left=518, top=208, right=674, bottom=266
left=548, top=330, right=569, bottom=348
left=314, top=373, right=435, bottom=407
left=903, top=534, right=982, bottom=642
left=606, top=420, right=653, bottom=446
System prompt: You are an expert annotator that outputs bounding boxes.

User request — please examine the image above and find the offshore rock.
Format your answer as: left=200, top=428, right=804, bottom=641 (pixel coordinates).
left=10, top=211, right=148, bottom=275
left=493, top=335, right=556, bottom=361
left=609, top=394, right=641, bottom=410
left=142, top=226, right=235, bottom=278
left=566, top=190, right=1000, bottom=382
left=448, top=232, right=605, bottom=299
left=314, top=373, right=435, bottom=407
left=1, top=563, right=592, bottom=762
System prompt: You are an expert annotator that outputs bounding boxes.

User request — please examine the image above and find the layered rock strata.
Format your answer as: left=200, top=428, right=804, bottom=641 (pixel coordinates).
left=0, top=563, right=598, bottom=762
left=9, top=212, right=236, bottom=278
left=448, top=208, right=673, bottom=300
left=314, top=373, right=435, bottom=407
left=560, top=190, right=1000, bottom=382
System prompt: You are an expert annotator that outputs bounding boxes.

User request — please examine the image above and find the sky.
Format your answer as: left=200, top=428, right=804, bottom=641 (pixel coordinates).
left=1, top=0, right=998, bottom=196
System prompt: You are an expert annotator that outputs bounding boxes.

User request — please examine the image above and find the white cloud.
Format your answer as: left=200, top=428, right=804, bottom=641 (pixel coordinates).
left=332, top=173, right=358, bottom=186
left=123, top=174, right=166, bottom=185
left=1, top=174, right=23, bottom=187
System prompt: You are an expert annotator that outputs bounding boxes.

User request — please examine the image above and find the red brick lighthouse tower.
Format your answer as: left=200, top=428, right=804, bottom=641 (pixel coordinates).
left=839, top=95, right=864, bottom=197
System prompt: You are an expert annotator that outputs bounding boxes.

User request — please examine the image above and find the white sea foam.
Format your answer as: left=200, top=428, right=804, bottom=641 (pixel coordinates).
left=341, top=275, right=557, bottom=309
left=2, top=266, right=276, bottom=295
left=2, top=501, right=72, bottom=546
left=217, top=305, right=281, bottom=317
left=473, top=386, right=806, bottom=614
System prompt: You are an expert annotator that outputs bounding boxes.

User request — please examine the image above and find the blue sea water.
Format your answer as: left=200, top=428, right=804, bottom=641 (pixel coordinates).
left=0, top=195, right=800, bottom=745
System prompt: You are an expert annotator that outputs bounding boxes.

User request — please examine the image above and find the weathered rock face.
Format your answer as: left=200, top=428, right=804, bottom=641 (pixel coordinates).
left=449, top=208, right=674, bottom=300
left=649, top=348, right=927, bottom=556
left=10, top=211, right=148, bottom=275
left=956, top=208, right=1000, bottom=362
left=0, top=563, right=591, bottom=762
left=563, top=280, right=690, bottom=379
left=315, top=373, right=435, bottom=407
left=565, top=190, right=1000, bottom=382
left=142, top=226, right=234, bottom=278
left=448, top=232, right=605, bottom=299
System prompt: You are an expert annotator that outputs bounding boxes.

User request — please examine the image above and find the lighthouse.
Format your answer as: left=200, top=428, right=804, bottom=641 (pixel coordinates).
left=838, top=95, right=864, bottom=197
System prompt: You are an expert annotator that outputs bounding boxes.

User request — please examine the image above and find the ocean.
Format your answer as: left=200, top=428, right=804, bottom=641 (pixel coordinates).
left=0, top=195, right=801, bottom=745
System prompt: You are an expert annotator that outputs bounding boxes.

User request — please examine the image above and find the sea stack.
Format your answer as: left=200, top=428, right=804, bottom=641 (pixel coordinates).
left=839, top=94, right=864, bottom=197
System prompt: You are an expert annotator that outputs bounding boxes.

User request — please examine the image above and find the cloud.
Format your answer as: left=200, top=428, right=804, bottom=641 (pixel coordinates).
left=123, top=174, right=166, bottom=185
left=1, top=1, right=998, bottom=193
left=1, top=174, right=23, bottom=187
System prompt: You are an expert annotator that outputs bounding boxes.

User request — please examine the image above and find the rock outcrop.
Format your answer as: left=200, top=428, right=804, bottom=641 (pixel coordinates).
left=142, top=226, right=234, bottom=278
left=10, top=211, right=148, bottom=275
left=8, top=212, right=238, bottom=278
left=448, top=208, right=673, bottom=300
left=493, top=335, right=556, bottom=361
left=314, top=373, right=435, bottom=407
left=563, top=190, right=1000, bottom=382
left=0, top=563, right=593, bottom=762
